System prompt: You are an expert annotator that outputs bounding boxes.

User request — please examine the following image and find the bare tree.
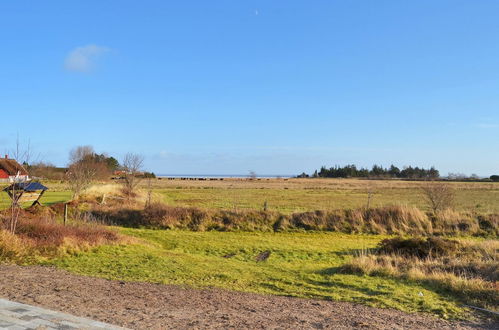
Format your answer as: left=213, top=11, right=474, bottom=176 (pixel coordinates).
left=5, top=176, right=23, bottom=234
left=2, top=134, right=39, bottom=233
left=9, top=133, right=40, bottom=166
left=421, top=182, right=455, bottom=213
left=69, top=145, right=94, bottom=164
left=121, top=153, right=144, bottom=197
left=66, top=146, right=98, bottom=199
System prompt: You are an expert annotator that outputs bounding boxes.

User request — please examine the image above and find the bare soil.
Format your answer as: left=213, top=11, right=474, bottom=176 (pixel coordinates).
left=0, top=265, right=495, bottom=329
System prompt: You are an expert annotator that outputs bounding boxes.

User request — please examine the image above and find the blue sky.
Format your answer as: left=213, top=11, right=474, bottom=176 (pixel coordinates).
left=1, top=1, right=499, bottom=176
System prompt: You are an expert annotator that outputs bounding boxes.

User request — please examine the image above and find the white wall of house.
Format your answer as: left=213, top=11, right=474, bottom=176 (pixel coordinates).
left=6, top=175, right=30, bottom=183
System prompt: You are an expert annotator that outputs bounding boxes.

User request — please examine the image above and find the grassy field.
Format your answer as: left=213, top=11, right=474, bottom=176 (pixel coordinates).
left=1, top=178, right=496, bottom=319
left=155, top=185, right=499, bottom=214
left=150, top=178, right=499, bottom=213
left=48, top=229, right=466, bottom=319
left=3, top=178, right=499, bottom=214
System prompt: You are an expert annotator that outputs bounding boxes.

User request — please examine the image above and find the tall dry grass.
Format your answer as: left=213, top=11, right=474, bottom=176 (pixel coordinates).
left=342, top=237, right=498, bottom=312
left=85, top=202, right=498, bottom=236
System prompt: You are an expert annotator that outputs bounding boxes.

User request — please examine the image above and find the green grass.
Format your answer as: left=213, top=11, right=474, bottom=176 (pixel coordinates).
left=0, top=190, right=72, bottom=209
left=48, top=229, right=465, bottom=319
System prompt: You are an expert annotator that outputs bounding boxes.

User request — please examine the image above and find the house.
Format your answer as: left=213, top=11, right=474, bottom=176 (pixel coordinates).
left=0, top=155, right=30, bottom=183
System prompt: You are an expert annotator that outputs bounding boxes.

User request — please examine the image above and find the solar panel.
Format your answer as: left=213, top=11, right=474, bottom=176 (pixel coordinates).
left=3, top=182, right=48, bottom=192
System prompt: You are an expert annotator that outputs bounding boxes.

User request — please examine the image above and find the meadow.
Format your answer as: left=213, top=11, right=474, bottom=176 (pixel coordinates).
left=137, top=178, right=499, bottom=214
left=3, top=178, right=498, bottom=213
left=0, top=178, right=497, bottom=320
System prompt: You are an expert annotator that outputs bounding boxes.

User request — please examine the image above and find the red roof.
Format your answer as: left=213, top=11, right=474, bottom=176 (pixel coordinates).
left=0, top=158, right=29, bottom=176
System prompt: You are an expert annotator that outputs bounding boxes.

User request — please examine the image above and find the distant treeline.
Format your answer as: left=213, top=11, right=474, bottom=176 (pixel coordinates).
left=298, top=164, right=440, bottom=179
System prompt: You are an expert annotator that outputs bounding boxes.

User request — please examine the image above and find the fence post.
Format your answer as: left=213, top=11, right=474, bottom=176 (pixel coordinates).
left=64, top=203, right=68, bottom=225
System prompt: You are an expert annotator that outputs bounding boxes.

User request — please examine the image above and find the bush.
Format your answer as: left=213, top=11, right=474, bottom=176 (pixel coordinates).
left=378, top=237, right=461, bottom=258
left=16, top=218, right=119, bottom=249
left=0, top=210, right=120, bottom=262
left=421, top=182, right=455, bottom=213
left=477, top=214, right=499, bottom=236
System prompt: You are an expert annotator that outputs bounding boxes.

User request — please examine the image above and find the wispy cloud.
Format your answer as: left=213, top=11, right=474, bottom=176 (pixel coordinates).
left=64, top=44, right=110, bottom=72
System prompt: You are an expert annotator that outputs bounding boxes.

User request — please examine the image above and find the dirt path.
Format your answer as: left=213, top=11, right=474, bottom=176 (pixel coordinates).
left=0, top=265, right=495, bottom=329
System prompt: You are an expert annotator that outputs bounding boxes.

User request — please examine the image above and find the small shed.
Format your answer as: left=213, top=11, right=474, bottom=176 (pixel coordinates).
left=3, top=182, right=49, bottom=207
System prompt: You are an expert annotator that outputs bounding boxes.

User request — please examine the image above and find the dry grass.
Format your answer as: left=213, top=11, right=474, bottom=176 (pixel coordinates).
left=78, top=183, right=163, bottom=206
left=342, top=237, right=499, bottom=312
left=0, top=209, right=121, bottom=262
left=80, top=184, right=123, bottom=199
left=140, top=178, right=499, bottom=214
left=85, top=202, right=497, bottom=236
left=5, top=178, right=499, bottom=214
left=139, top=177, right=499, bottom=190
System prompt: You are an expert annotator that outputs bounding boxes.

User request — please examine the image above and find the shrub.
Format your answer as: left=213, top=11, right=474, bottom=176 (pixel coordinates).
left=0, top=230, right=29, bottom=262
left=378, top=237, right=461, bottom=258
left=16, top=218, right=119, bottom=248
left=421, top=182, right=455, bottom=213
left=0, top=212, right=120, bottom=262
left=477, top=214, right=499, bottom=236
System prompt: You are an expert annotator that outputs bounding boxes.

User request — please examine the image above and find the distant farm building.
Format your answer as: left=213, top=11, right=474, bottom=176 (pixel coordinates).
left=0, top=155, right=30, bottom=183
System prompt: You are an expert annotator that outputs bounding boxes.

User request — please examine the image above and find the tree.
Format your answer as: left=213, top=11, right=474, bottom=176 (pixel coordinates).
left=66, top=146, right=100, bottom=199
left=6, top=177, right=23, bottom=234
left=388, top=165, right=401, bottom=177
left=370, top=165, right=385, bottom=177
left=490, top=175, right=499, bottom=182
left=69, top=145, right=94, bottom=164
left=29, top=162, right=66, bottom=180
left=105, top=156, right=120, bottom=172
left=2, top=134, right=40, bottom=234
left=9, top=133, right=39, bottom=166
left=421, top=182, right=455, bottom=213
left=121, top=153, right=144, bottom=197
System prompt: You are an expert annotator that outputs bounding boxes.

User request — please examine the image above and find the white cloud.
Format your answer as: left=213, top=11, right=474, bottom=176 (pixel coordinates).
left=64, top=44, right=110, bottom=72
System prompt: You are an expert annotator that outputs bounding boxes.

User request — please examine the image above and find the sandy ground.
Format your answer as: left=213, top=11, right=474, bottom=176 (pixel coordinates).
left=0, top=265, right=496, bottom=330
